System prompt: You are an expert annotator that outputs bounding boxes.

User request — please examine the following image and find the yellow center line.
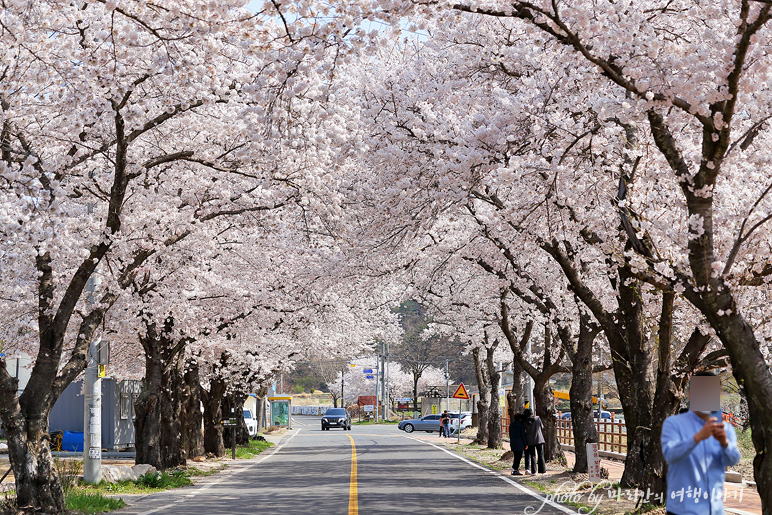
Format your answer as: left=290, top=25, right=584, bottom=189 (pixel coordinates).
left=347, top=434, right=358, bottom=515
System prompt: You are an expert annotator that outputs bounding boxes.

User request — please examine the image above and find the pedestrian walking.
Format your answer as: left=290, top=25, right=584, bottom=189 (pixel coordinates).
left=509, top=412, right=528, bottom=475
left=661, top=372, right=740, bottom=515
left=439, top=410, right=451, bottom=438
left=523, top=408, right=546, bottom=474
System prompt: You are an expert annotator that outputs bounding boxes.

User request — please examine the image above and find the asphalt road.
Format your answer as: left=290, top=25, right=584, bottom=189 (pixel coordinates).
left=118, top=416, right=576, bottom=515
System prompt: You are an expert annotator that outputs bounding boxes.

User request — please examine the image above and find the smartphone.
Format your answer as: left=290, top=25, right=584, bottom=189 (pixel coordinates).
left=711, top=410, right=722, bottom=424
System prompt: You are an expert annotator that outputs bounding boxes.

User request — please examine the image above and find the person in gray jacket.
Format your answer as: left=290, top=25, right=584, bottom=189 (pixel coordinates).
left=523, top=408, right=546, bottom=474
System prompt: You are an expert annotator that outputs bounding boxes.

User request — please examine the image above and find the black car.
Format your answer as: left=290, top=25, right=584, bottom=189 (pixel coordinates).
left=321, top=408, right=352, bottom=430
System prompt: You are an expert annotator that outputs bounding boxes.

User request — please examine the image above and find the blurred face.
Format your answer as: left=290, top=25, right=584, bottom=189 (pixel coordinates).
left=689, top=376, right=721, bottom=413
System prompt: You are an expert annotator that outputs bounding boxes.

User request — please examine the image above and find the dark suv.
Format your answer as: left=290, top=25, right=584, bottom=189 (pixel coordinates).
left=321, top=408, right=352, bottom=431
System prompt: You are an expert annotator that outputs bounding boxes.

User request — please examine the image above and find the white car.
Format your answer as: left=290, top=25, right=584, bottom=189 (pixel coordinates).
left=243, top=409, right=258, bottom=436
left=451, top=412, right=473, bottom=431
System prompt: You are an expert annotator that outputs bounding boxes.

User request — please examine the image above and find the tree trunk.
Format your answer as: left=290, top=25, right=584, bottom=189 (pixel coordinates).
left=613, top=270, right=659, bottom=488
left=202, top=376, right=227, bottom=457
left=183, top=360, right=204, bottom=458
left=0, top=377, right=65, bottom=514
left=507, top=360, right=526, bottom=423
left=255, top=386, right=268, bottom=434
left=486, top=345, right=502, bottom=449
left=473, top=346, right=490, bottom=446
left=412, top=375, right=420, bottom=419
left=568, top=313, right=598, bottom=473
left=712, top=312, right=772, bottom=515
left=134, top=322, right=186, bottom=470
left=534, top=377, right=563, bottom=462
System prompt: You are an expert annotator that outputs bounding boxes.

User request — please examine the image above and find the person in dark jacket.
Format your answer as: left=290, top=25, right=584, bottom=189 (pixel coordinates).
left=523, top=408, right=546, bottom=474
left=508, top=413, right=528, bottom=475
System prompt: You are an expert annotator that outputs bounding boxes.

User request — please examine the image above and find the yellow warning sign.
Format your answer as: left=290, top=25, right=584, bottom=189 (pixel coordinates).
left=452, top=383, right=470, bottom=400
left=98, top=365, right=106, bottom=378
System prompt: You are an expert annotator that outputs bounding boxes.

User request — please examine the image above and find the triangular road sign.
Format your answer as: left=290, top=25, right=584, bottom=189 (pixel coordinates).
left=452, top=383, right=470, bottom=400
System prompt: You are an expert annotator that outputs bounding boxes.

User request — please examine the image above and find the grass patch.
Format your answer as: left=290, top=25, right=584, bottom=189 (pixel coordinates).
left=66, top=492, right=125, bottom=514
left=188, top=465, right=227, bottom=476
left=76, top=469, right=193, bottom=495
left=235, top=439, right=273, bottom=459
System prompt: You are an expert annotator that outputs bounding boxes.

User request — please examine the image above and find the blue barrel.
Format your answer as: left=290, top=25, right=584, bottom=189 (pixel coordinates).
left=61, top=431, right=84, bottom=452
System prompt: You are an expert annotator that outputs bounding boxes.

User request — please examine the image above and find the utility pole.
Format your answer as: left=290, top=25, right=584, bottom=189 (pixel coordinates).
left=381, top=343, right=387, bottom=421
left=83, top=272, right=102, bottom=484
left=340, top=368, right=345, bottom=408
left=384, top=342, right=390, bottom=421
left=445, top=359, right=450, bottom=414
left=374, top=353, right=380, bottom=423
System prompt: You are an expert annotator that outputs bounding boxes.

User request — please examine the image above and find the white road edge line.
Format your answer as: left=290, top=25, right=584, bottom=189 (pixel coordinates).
left=136, top=429, right=302, bottom=515
left=406, top=436, right=577, bottom=515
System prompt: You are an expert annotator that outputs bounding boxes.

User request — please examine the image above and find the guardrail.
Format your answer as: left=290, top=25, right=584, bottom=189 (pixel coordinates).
left=291, top=406, right=328, bottom=416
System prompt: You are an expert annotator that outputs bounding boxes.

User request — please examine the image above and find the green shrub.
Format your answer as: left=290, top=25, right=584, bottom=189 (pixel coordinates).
left=136, top=469, right=192, bottom=489
left=54, top=458, right=83, bottom=495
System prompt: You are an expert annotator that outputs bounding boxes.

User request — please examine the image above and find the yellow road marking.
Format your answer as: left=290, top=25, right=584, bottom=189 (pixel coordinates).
left=347, top=434, right=358, bottom=515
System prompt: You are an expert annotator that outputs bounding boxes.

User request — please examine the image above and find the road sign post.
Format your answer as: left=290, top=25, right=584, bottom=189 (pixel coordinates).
left=222, top=412, right=239, bottom=460
left=452, top=383, right=470, bottom=443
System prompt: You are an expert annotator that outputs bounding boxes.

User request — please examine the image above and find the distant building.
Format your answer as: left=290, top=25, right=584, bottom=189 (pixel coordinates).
left=49, top=378, right=142, bottom=451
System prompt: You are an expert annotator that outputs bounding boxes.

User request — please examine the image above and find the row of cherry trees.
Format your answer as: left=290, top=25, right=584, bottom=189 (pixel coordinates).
left=4, top=1, right=772, bottom=513
left=315, top=1, right=772, bottom=510
left=0, top=2, right=397, bottom=512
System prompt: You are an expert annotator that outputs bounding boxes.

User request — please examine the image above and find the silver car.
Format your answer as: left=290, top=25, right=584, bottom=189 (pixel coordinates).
left=398, top=414, right=443, bottom=433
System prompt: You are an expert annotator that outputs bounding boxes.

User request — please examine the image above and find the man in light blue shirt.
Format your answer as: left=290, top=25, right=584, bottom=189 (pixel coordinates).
left=661, top=374, right=741, bottom=515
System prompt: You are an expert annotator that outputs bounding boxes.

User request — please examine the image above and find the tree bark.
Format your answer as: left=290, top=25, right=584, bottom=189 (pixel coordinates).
left=485, top=342, right=502, bottom=449
left=567, top=311, right=599, bottom=473
left=183, top=360, right=204, bottom=458
left=507, top=360, right=526, bottom=424
left=134, top=320, right=186, bottom=470
left=412, top=374, right=420, bottom=419
left=202, top=376, right=227, bottom=457
left=255, top=386, right=268, bottom=434
left=0, top=372, right=64, bottom=514
left=473, top=346, right=490, bottom=446
left=531, top=327, right=563, bottom=462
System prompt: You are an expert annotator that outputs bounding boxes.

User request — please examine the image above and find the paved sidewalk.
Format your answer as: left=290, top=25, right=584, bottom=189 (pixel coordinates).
left=411, top=432, right=761, bottom=515
left=560, top=451, right=760, bottom=515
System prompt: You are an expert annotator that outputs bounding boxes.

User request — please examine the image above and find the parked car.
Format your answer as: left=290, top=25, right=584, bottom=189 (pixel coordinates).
left=398, top=412, right=470, bottom=434
left=560, top=412, right=572, bottom=420
left=398, top=414, right=441, bottom=433
left=450, top=412, right=472, bottom=431
left=321, top=408, right=351, bottom=431
left=243, top=409, right=258, bottom=436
